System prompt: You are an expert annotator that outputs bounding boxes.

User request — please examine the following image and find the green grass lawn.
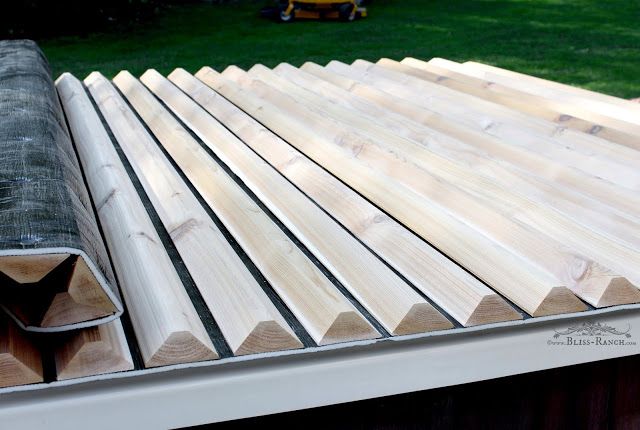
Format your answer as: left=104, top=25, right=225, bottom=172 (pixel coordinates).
left=40, top=0, right=640, bottom=98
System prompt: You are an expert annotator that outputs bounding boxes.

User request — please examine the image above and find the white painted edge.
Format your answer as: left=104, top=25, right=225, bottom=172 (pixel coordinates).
left=0, top=307, right=638, bottom=429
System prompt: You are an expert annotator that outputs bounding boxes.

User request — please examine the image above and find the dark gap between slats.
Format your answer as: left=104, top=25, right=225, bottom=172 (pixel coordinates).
left=171, top=83, right=465, bottom=329
left=36, top=332, right=57, bottom=383
left=83, top=83, right=234, bottom=359
left=112, top=82, right=317, bottom=347
left=59, top=86, right=145, bottom=370
left=141, top=81, right=390, bottom=339
left=200, top=83, right=538, bottom=321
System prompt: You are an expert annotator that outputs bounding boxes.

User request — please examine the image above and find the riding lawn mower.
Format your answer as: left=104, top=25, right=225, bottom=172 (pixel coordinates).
left=261, top=0, right=368, bottom=22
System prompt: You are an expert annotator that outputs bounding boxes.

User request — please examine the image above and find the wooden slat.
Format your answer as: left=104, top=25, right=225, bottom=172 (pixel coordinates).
left=311, top=59, right=639, bottom=180
left=57, top=73, right=217, bottom=367
left=224, top=66, right=640, bottom=308
left=401, top=57, right=640, bottom=136
left=457, top=59, right=640, bottom=127
left=382, top=58, right=640, bottom=151
left=54, top=319, right=134, bottom=380
left=0, top=316, right=43, bottom=388
left=197, top=67, right=587, bottom=317
left=169, top=68, right=521, bottom=327
left=319, top=60, right=640, bottom=191
left=396, top=60, right=640, bottom=191
left=327, top=60, right=640, bottom=219
left=262, top=64, right=640, bottom=283
left=0, top=254, right=68, bottom=284
left=130, top=69, right=451, bottom=336
left=87, top=72, right=303, bottom=354
left=112, top=72, right=382, bottom=344
left=290, top=63, right=640, bottom=251
left=298, top=63, right=640, bottom=195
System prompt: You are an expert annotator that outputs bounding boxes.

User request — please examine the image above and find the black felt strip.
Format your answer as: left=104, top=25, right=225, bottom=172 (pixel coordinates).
left=82, top=82, right=235, bottom=358
left=142, top=79, right=397, bottom=338
left=194, top=79, right=532, bottom=322
left=115, top=81, right=322, bottom=346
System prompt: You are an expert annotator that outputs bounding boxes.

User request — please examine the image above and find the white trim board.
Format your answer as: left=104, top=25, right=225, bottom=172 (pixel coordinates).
left=0, top=308, right=638, bottom=429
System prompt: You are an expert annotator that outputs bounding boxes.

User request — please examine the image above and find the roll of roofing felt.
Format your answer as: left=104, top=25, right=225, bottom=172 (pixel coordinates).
left=0, top=40, right=122, bottom=331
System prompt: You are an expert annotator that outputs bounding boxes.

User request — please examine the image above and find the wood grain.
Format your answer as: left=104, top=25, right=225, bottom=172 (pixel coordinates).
left=197, top=67, right=587, bottom=317
left=288, top=63, right=640, bottom=247
left=141, top=69, right=453, bottom=335
left=170, top=67, right=521, bottom=327
left=456, top=59, right=640, bottom=128
left=329, top=60, right=640, bottom=219
left=87, top=72, right=303, bottom=354
left=226, top=65, right=639, bottom=308
left=0, top=316, right=43, bottom=388
left=384, top=57, right=640, bottom=151
left=54, top=319, right=134, bottom=380
left=0, top=255, right=116, bottom=329
left=300, top=62, right=640, bottom=251
left=305, top=60, right=640, bottom=174
left=57, top=72, right=217, bottom=367
left=254, top=64, right=640, bottom=306
left=398, top=59, right=640, bottom=191
left=400, top=57, right=640, bottom=135
left=0, top=254, right=68, bottom=284
left=113, top=71, right=381, bottom=344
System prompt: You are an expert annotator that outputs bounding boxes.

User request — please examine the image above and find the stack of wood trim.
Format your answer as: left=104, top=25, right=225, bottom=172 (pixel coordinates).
left=0, top=315, right=42, bottom=388
left=0, top=40, right=122, bottom=332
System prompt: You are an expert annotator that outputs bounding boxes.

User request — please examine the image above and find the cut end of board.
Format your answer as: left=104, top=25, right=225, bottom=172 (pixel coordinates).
left=392, top=303, right=454, bottom=336
left=0, top=253, right=69, bottom=284
left=594, top=277, right=640, bottom=308
left=532, top=287, right=587, bottom=317
left=234, top=321, right=303, bottom=356
left=67, top=258, right=114, bottom=313
left=195, top=67, right=219, bottom=80
left=1, top=255, right=117, bottom=329
left=300, top=61, right=320, bottom=70
left=40, top=293, right=113, bottom=327
left=0, top=318, right=43, bottom=388
left=318, top=311, right=380, bottom=346
left=464, top=294, right=523, bottom=327
left=0, top=353, right=43, bottom=388
left=167, top=67, right=189, bottom=82
left=145, top=331, right=218, bottom=368
left=570, top=261, right=640, bottom=308
left=55, top=326, right=134, bottom=380
left=40, top=256, right=115, bottom=327
left=140, top=68, right=161, bottom=83
left=84, top=71, right=106, bottom=86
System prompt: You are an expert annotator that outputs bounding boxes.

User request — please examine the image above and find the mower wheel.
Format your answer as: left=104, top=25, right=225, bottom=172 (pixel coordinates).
left=279, top=6, right=295, bottom=22
left=338, top=3, right=356, bottom=21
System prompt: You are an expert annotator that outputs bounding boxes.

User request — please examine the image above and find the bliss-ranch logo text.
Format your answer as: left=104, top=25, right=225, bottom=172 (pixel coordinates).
left=548, top=321, right=636, bottom=347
